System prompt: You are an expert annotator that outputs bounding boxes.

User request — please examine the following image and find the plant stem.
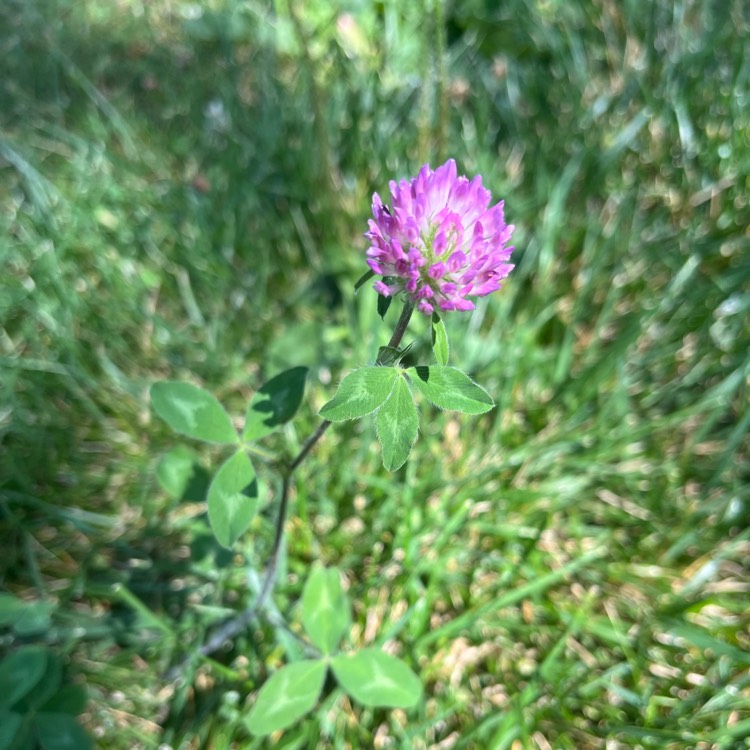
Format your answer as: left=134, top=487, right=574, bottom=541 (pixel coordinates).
left=387, top=299, right=416, bottom=348
left=174, top=300, right=416, bottom=671
left=290, top=419, right=332, bottom=472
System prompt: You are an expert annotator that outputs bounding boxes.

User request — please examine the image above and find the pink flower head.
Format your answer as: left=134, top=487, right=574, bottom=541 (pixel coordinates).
left=365, top=159, right=515, bottom=315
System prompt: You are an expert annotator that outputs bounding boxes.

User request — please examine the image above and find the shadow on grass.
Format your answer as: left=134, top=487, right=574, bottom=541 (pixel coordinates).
left=1, top=0, right=345, bottom=666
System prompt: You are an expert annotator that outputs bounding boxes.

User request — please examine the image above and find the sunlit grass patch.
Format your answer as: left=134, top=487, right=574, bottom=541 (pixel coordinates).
left=1, top=0, right=748, bottom=747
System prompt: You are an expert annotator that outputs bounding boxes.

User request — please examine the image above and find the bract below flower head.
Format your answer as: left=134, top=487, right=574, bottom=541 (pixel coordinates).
left=365, top=159, right=515, bottom=315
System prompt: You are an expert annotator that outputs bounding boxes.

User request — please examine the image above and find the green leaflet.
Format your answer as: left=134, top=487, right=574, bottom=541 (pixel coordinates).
left=0, top=646, right=47, bottom=711
left=319, top=366, right=398, bottom=421
left=36, top=713, right=93, bottom=750
left=376, top=375, right=418, bottom=471
left=408, top=366, right=494, bottom=414
left=331, top=649, right=422, bottom=708
left=150, top=381, right=238, bottom=444
left=207, top=450, right=258, bottom=548
left=431, top=312, right=449, bottom=365
left=155, top=445, right=198, bottom=499
left=245, top=660, right=327, bottom=736
left=301, top=565, right=350, bottom=655
left=243, top=367, right=308, bottom=441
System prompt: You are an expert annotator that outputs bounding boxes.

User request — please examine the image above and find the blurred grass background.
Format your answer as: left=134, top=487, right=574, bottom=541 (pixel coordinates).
left=1, top=0, right=749, bottom=747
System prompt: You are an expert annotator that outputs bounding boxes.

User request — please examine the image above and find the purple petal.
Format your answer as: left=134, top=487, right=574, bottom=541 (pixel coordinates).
left=373, top=280, right=394, bottom=296
left=428, top=262, right=446, bottom=280
left=434, top=229, right=447, bottom=256
left=454, top=298, right=475, bottom=311
left=447, top=250, right=467, bottom=273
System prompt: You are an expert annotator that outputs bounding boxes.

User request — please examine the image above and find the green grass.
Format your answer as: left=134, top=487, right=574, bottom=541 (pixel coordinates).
left=1, top=0, right=749, bottom=748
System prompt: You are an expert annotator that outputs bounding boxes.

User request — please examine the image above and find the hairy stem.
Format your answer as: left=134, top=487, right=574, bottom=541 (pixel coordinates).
left=387, top=299, right=416, bottom=349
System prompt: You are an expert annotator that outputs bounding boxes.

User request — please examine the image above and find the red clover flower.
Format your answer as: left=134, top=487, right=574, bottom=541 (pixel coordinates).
left=365, top=159, right=515, bottom=315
